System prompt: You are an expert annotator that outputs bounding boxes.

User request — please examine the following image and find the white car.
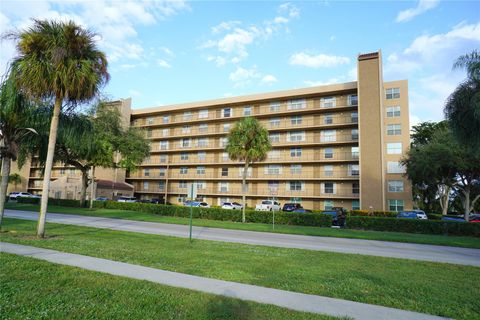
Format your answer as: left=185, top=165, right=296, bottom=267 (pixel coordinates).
left=117, top=196, right=137, bottom=203
left=221, top=202, right=243, bottom=210
left=255, top=200, right=281, bottom=211
left=9, top=192, right=34, bottom=200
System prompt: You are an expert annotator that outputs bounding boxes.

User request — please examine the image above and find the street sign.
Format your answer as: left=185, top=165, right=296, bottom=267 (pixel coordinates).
left=187, top=183, right=197, bottom=200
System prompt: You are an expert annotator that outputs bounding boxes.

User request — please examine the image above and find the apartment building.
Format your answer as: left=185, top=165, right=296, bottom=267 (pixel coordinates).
left=127, top=51, right=412, bottom=211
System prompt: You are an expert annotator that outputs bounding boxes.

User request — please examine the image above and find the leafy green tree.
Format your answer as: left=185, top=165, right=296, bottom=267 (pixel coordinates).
left=8, top=173, right=22, bottom=189
left=9, top=19, right=109, bottom=237
left=0, top=75, right=37, bottom=227
left=226, top=117, right=271, bottom=222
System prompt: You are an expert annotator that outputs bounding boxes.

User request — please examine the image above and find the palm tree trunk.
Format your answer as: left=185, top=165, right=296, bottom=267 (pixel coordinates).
left=463, top=186, right=471, bottom=221
left=79, top=168, right=88, bottom=207
left=242, top=161, right=249, bottom=223
left=37, top=96, right=62, bottom=238
left=0, top=156, right=11, bottom=228
left=89, top=166, right=96, bottom=209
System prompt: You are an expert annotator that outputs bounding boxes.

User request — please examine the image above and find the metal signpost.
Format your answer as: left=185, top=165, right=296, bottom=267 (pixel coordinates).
left=187, top=183, right=197, bottom=243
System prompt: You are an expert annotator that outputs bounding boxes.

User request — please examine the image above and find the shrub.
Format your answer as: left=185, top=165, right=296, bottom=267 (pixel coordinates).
left=16, top=197, right=87, bottom=208
left=349, top=210, right=397, bottom=218
left=16, top=197, right=40, bottom=204
left=346, top=216, right=480, bottom=237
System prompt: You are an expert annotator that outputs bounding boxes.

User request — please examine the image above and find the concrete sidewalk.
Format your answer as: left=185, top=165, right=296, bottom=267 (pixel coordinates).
left=5, top=209, right=480, bottom=267
left=1, top=242, right=449, bottom=320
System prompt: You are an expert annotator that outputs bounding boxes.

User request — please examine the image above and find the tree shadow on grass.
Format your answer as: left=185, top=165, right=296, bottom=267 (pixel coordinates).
left=206, top=295, right=252, bottom=320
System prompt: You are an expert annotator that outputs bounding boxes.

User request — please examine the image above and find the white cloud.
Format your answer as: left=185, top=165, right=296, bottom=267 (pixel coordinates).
left=304, top=78, right=340, bottom=87
left=160, top=46, right=174, bottom=57
left=278, top=3, right=300, bottom=19
left=157, top=59, right=172, bottom=68
left=289, top=52, right=350, bottom=68
left=261, top=74, right=278, bottom=84
left=229, top=66, right=260, bottom=86
left=211, top=21, right=241, bottom=34
left=396, top=0, right=440, bottom=23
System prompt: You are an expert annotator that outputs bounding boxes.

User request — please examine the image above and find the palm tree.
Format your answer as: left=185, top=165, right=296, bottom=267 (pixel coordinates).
left=0, top=75, right=37, bottom=227
left=226, top=117, right=271, bottom=222
left=9, top=19, right=109, bottom=237
left=8, top=173, right=22, bottom=189
left=453, top=50, right=480, bottom=81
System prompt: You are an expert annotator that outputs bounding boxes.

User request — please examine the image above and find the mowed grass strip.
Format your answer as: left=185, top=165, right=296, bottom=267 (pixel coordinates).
left=1, top=218, right=479, bottom=319
left=0, top=253, right=340, bottom=320
left=5, top=202, right=480, bottom=249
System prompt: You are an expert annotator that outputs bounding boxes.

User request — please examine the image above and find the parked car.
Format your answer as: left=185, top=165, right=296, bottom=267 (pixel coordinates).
left=282, top=203, right=303, bottom=212
left=441, top=215, right=466, bottom=222
left=95, top=197, right=108, bottom=201
left=9, top=192, right=35, bottom=200
left=191, top=202, right=210, bottom=208
left=150, top=198, right=164, bottom=204
left=255, top=200, right=281, bottom=211
left=292, top=208, right=312, bottom=213
left=322, top=207, right=347, bottom=227
left=397, top=210, right=428, bottom=220
left=221, top=202, right=243, bottom=210
left=469, top=214, right=480, bottom=223
left=183, top=200, right=194, bottom=206
left=117, top=196, right=137, bottom=203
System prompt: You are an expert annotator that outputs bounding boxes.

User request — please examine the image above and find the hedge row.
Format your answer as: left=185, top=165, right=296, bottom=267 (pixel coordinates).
left=93, top=200, right=333, bottom=227
left=346, top=216, right=480, bottom=237
left=349, top=210, right=398, bottom=218
left=17, top=197, right=84, bottom=207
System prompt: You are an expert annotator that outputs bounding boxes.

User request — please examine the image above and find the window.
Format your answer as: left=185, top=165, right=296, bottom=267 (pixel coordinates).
left=183, top=111, right=192, bottom=121
left=147, top=117, right=155, bottom=125
left=287, top=99, right=306, bottom=110
left=198, top=152, right=206, bottom=161
left=239, top=167, right=252, bottom=177
left=266, top=165, right=282, bottom=175
left=197, top=138, right=208, bottom=147
left=268, top=150, right=280, bottom=159
left=146, top=129, right=152, bottom=138
left=159, top=154, right=167, bottom=163
left=243, top=106, right=252, bottom=116
left=324, top=165, right=333, bottom=176
left=219, top=182, right=229, bottom=192
left=143, top=181, right=149, bottom=190
left=324, top=200, right=334, bottom=210
left=388, top=180, right=404, bottom=192
left=182, top=138, right=191, bottom=148
left=387, top=161, right=406, bottom=174
left=60, top=168, right=65, bottom=174
left=159, top=168, right=166, bottom=177
left=159, top=141, right=169, bottom=150
left=348, top=94, right=358, bottom=106
left=351, top=112, right=358, bottom=123
left=144, top=168, right=150, bottom=177
left=180, top=152, right=189, bottom=160
left=351, top=147, right=359, bottom=159
left=221, top=167, right=228, bottom=176
left=349, top=164, right=359, bottom=176
left=323, top=182, right=335, bottom=194
left=387, top=124, right=402, bottom=135
left=162, top=115, right=170, bottom=123
left=288, top=131, right=305, bottom=142
left=290, top=165, right=302, bottom=174
left=199, top=109, right=209, bottom=119
left=386, top=88, right=400, bottom=99
left=387, top=143, right=402, bottom=154
left=219, top=197, right=229, bottom=205
left=180, top=167, right=188, bottom=174
left=270, top=102, right=281, bottom=112
left=162, top=128, right=170, bottom=137
left=351, top=129, right=359, bottom=140
left=352, top=200, right=360, bottom=210
left=222, top=108, right=231, bottom=118
left=220, top=137, right=228, bottom=147
left=324, top=148, right=333, bottom=159
left=352, top=182, right=360, bottom=194
left=269, top=133, right=280, bottom=143
left=388, top=199, right=404, bottom=212
left=291, top=115, right=302, bottom=125
left=222, top=152, right=229, bottom=161
left=182, top=125, right=190, bottom=134
left=196, top=181, right=206, bottom=189
left=268, top=181, right=279, bottom=190
left=289, top=181, right=303, bottom=191
left=223, top=123, right=231, bottom=132
left=324, top=114, right=333, bottom=124
left=320, top=97, right=336, bottom=108
left=386, top=106, right=401, bottom=117
left=199, top=123, right=208, bottom=133
left=143, top=156, right=151, bottom=164
left=290, top=147, right=302, bottom=157
left=197, top=166, right=206, bottom=175
left=179, top=181, right=187, bottom=189
left=158, top=181, right=165, bottom=190
left=269, top=118, right=280, bottom=127
left=321, top=130, right=336, bottom=142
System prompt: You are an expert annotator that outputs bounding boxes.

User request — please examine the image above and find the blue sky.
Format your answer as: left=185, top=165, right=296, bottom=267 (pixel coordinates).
left=1, top=0, right=479, bottom=126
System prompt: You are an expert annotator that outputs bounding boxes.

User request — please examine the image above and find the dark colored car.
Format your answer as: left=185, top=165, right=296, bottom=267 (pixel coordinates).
left=95, top=197, right=108, bottom=201
left=292, top=208, right=312, bottom=213
left=322, top=207, right=347, bottom=227
left=441, top=215, right=466, bottom=222
left=150, top=198, right=164, bottom=204
left=282, top=203, right=303, bottom=212
left=396, top=211, right=418, bottom=219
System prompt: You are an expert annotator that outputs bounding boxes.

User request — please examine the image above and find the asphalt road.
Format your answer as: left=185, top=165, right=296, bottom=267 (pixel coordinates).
left=5, top=209, right=480, bottom=267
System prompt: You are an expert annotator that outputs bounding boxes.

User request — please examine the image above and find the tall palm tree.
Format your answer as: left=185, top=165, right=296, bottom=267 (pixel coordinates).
left=9, top=19, right=109, bottom=237
left=226, top=117, right=271, bottom=222
left=0, top=75, right=37, bottom=227
left=453, top=50, right=480, bottom=81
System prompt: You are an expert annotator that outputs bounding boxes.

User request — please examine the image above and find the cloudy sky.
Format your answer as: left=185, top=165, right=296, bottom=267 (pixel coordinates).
left=1, top=0, right=479, bottom=126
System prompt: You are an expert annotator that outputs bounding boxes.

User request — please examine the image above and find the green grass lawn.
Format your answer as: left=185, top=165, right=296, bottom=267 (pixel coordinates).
left=5, top=201, right=480, bottom=249
left=0, top=253, right=340, bottom=320
left=1, top=218, right=479, bottom=319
